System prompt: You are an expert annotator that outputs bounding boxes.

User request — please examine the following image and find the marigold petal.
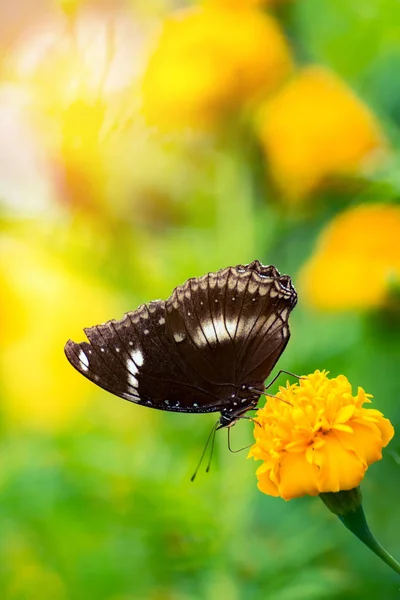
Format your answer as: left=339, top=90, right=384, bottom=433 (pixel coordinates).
left=291, top=406, right=310, bottom=428
left=334, top=420, right=393, bottom=464
left=314, top=433, right=367, bottom=492
left=356, top=410, right=395, bottom=445
left=278, top=452, right=322, bottom=499
left=248, top=444, right=266, bottom=461
left=379, top=416, right=396, bottom=446
left=332, top=424, right=354, bottom=433
left=256, top=463, right=280, bottom=497
left=335, top=404, right=356, bottom=423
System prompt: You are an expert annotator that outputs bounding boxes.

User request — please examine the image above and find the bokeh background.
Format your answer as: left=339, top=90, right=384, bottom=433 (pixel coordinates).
left=1, top=0, right=399, bottom=598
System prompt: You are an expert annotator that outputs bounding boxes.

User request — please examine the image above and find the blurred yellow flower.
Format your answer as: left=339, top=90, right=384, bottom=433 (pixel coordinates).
left=142, top=6, right=292, bottom=130
left=203, top=0, right=289, bottom=7
left=300, top=203, right=400, bottom=310
left=257, top=67, right=384, bottom=201
left=249, top=370, right=394, bottom=500
left=58, top=97, right=108, bottom=211
left=56, top=0, right=81, bottom=18
left=202, top=0, right=268, bottom=8
left=0, top=236, right=119, bottom=430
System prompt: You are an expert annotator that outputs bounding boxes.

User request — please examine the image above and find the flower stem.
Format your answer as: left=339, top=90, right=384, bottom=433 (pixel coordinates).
left=320, top=488, right=400, bottom=576
left=339, top=505, right=400, bottom=575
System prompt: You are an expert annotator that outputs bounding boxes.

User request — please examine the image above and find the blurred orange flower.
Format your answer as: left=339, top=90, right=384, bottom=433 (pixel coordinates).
left=300, top=203, right=400, bottom=310
left=256, top=67, right=385, bottom=202
left=142, top=6, right=292, bottom=130
left=249, top=370, right=394, bottom=500
left=0, top=236, right=119, bottom=430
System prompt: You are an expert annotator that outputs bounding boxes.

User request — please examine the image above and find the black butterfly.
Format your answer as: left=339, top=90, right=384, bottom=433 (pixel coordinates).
left=64, top=260, right=297, bottom=430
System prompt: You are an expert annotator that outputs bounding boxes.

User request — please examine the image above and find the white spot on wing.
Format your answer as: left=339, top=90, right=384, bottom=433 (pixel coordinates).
left=131, top=349, right=144, bottom=367
left=213, top=318, right=233, bottom=342
left=173, top=331, right=186, bottom=343
left=79, top=349, right=89, bottom=371
left=202, top=321, right=217, bottom=344
left=225, top=318, right=237, bottom=337
left=197, top=317, right=238, bottom=345
left=126, top=358, right=139, bottom=388
left=213, top=318, right=228, bottom=341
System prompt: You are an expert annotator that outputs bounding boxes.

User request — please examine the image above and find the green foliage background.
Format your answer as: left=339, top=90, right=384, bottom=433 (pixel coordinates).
left=0, top=0, right=399, bottom=598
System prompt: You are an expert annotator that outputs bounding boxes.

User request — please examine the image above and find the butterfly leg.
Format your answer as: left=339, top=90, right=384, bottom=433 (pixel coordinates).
left=264, top=369, right=302, bottom=390
left=227, top=426, right=252, bottom=453
left=247, top=392, right=292, bottom=406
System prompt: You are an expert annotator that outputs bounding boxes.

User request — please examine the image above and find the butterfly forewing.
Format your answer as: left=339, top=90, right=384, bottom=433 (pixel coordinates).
left=64, top=260, right=297, bottom=421
left=165, top=264, right=295, bottom=387
left=164, top=267, right=239, bottom=385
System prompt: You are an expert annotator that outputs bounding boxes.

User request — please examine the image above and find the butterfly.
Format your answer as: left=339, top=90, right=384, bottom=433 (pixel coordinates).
left=64, top=260, right=297, bottom=430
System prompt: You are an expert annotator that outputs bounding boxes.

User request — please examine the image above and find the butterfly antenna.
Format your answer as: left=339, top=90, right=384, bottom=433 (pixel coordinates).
left=205, top=423, right=217, bottom=474
left=191, top=421, right=218, bottom=482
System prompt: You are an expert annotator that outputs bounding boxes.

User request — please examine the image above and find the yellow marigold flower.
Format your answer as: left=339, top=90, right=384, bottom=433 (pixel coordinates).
left=249, top=370, right=394, bottom=500
left=300, top=203, right=400, bottom=310
left=142, top=7, right=292, bottom=130
left=256, top=67, right=384, bottom=202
